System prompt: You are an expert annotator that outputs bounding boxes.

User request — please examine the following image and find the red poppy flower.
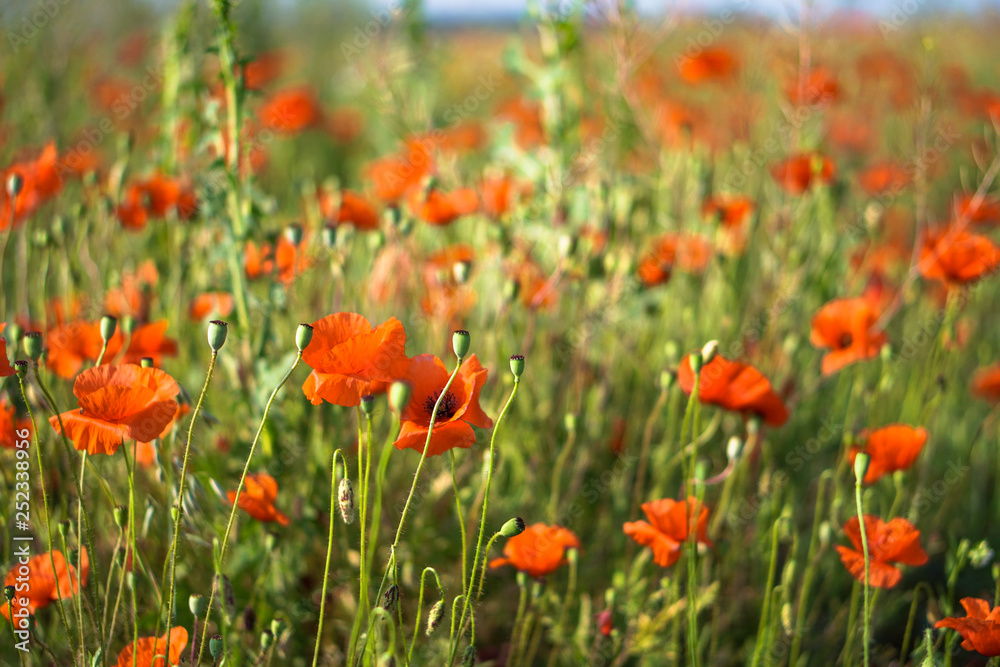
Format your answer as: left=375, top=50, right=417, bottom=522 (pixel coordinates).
left=408, top=186, right=479, bottom=225
left=189, top=292, right=235, bottom=321
left=393, top=354, right=493, bottom=457
left=624, top=497, right=713, bottom=567
left=301, top=313, right=410, bottom=407
left=677, top=353, right=789, bottom=427
left=771, top=153, right=835, bottom=194
left=785, top=67, right=840, bottom=106
left=857, top=162, right=911, bottom=195
left=0, top=324, right=15, bottom=377
left=241, top=51, right=284, bottom=91
left=368, top=141, right=434, bottom=203
left=258, top=86, right=323, bottom=134
left=702, top=195, right=754, bottom=228
left=0, top=142, right=62, bottom=230
left=227, top=473, right=289, bottom=526
left=489, top=523, right=580, bottom=578
left=245, top=240, right=275, bottom=280
left=847, top=425, right=928, bottom=484
left=117, top=174, right=197, bottom=230
left=972, top=363, right=1000, bottom=402
left=44, top=321, right=106, bottom=379
left=953, top=193, right=1000, bottom=226
left=481, top=175, right=528, bottom=218
left=935, top=598, right=1000, bottom=657
left=105, top=321, right=180, bottom=367
left=835, top=515, right=928, bottom=588
left=114, top=627, right=188, bottom=667
left=49, top=364, right=180, bottom=456
left=919, top=227, right=1000, bottom=285
left=1, top=549, right=89, bottom=622
left=104, top=260, right=159, bottom=320
left=809, top=297, right=888, bottom=375
left=677, top=47, right=739, bottom=84
left=496, top=97, right=545, bottom=149
left=319, top=189, right=379, bottom=230
left=1, top=396, right=32, bottom=449
left=637, top=234, right=714, bottom=287
left=274, top=235, right=314, bottom=285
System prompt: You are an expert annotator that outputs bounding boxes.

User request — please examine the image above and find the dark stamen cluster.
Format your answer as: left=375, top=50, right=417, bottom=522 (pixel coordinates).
left=424, top=390, right=459, bottom=420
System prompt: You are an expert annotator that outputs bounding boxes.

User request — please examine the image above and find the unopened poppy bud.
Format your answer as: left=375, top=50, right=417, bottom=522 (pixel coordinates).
left=509, top=354, right=525, bottom=379
left=426, top=599, right=445, bottom=635
left=689, top=350, right=704, bottom=375
left=664, top=341, right=679, bottom=365
left=58, top=520, right=71, bottom=539
left=322, top=224, right=337, bottom=248
left=216, top=574, right=236, bottom=621
left=14, top=360, right=28, bottom=378
left=5, top=323, right=22, bottom=349
left=500, top=517, right=525, bottom=537
left=171, top=504, right=181, bottom=522
left=819, top=521, right=832, bottom=550
left=207, top=320, right=228, bottom=352
left=140, top=357, right=154, bottom=368
left=880, top=342, right=892, bottom=363
left=270, top=617, right=286, bottom=638
left=781, top=602, right=794, bottom=635
left=389, top=382, right=411, bottom=414
left=726, top=436, right=743, bottom=461
left=382, top=585, right=399, bottom=613
left=23, top=331, right=43, bottom=362
left=461, top=644, right=476, bottom=667
left=503, top=278, right=520, bottom=303
left=360, top=394, right=375, bottom=417
left=558, top=234, right=576, bottom=258
left=116, top=547, right=127, bottom=567
left=453, top=261, right=471, bottom=285
left=368, top=230, right=385, bottom=252
left=210, top=635, right=224, bottom=660
left=283, top=223, right=304, bottom=246
left=338, top=478, right=355, bottom=524
left=259, top=629, right=273, bottom=652
left=564, top=413, right=577, bottom=433
left=660, top=370, right=675, bottom=391
left=122, top=315, right=135, bottom=335
left=295, top=323, right=314, bottom=352
left=993, top=563, right=1000, bottom=582
left=7, top=172, right=23, bottom=198
left=853, top=451, right=870, bottom=482
left=189, top=594, right=206, bottom=617
left=4, top=585, right=14, bottom=601
left=453, top=330, right=471, bottom=360
left=114, top=505, right=128, bottom=528
left=700, top=340, right=719, bottom=365
left=970, top=541, right=994, bottom=569
left=100, top=315, right=117, bottom=343
left=747, top=415, right=762, bottom=437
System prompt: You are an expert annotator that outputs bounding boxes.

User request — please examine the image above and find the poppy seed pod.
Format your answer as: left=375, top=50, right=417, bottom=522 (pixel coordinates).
left=189, top=594, right=206, bottom=617
left=208, top=320, right=228, bottom=352
left=210, top=635, right=224, bottom=660
left=389, top=381, right=411, bottom=414
left=4, top=585, right=14, bottom=602
left=509, top=354, right=525, bottom=379
left=100, top=315, right=117, bottom=343
left=426, top=599, right=445, bottom=635
left=295, top=323, right=314, bottom=352
left=23, top=331, right=43, bottom=362
left=360, top=394, right=375, bottom=417
left=453, top=330, right=471, bottom=360
left=14, top=360, right=28, bottom=378
left=501, top=517, right=526, bottom=537
left=140, top=357, right=154, bottom=368
left=853, top=451, right=871, bottom=482
left=338, top=478, right=355, bottom=524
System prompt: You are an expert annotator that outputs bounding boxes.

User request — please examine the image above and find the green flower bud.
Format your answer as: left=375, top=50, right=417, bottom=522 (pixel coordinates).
left=660, top=370, right=675, bottom=391
left=23, top=331, right=43, bottom=362
left=389, top=381, right=411, bottom=414
left=453, top=330, right=471, bottom=360
left=689, top=350, right=704, bottom=375
left=564, top=413, right=577, bottom=433
left=259, top=629, right=274, bottom=651
left=853, top=451, right=870, bottom=483
left=207, top=320, right=228, bottom=352
left=453, top=260, right=471, bottom=285
left=122, top=315, right=135, bottom=335
left=7, top=172, right=24, bottom=198
left=700, top=340, right=719, bottom=365
left=114, top=505, right=128, bottom=529
left=283, top=223, right=304, bottom=246
left=296, top=323, right=314, bottom=352
left=100, top=315, right=117, bottom=343
left=726, top=436, right=743, bottom=461
left=502, top=278, right=520, bottom=303
left=140, top=357, right=154, bottom=368
left=270, top=617, right=286, bottom=638
left=500, top=517, right=525, bottom=537
left=509, top=354, right=525, bottom=379
left=461, top=644, right=476, bottom=667
left=4, top=585, right=14, bottom=601
left=426, top=599, right=445, bottom=635
left=322, top=224, right=337, bottom=248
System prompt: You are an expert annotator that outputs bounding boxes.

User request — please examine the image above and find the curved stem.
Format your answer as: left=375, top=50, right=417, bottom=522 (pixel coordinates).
left=312, top=449, right=348, bottom=667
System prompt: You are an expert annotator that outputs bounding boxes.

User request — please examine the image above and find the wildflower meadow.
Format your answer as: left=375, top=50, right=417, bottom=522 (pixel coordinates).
left=5, top=0, right=1000, bottom=665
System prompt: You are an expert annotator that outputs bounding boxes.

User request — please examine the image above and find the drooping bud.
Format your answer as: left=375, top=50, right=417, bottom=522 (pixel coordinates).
left=23, top=331, right=43, bottom=362
left=100, top=315, right=117, bottom=343
left=382, top=585, right=399, bottom=613
left=461, top=644, right=476, bottom=667
left=509, top=354, right=525, bottom=379
left=207, top=320, right=228, bottom=352
left=260, top=628, right=274, bottom=651
left=338, top=478, right=355, bottom=524
left=500, top=517, right=525, bottom=537
left=114, top=505, right=128, bottom=529
left=853, top=451, right=870, bottom=483
left=295, top=323, right=314, bottom=352
left=189, top=594, right=206, bottom=617
left=389, top=381, right=411, bottom=414
left=452, top=330, right=471, bottom=360
left=426, top=599, right=445, bottom=635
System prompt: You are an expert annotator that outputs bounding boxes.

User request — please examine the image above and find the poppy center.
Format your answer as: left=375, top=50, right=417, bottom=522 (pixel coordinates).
left=838, top=332, right=854, bottom=349
left=425, top=390, right=459, bottom=420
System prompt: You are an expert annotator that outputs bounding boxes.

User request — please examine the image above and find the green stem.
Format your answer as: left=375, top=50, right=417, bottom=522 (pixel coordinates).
left=312, top=449, right=347, bottom=667
left=750, top=517, right=781, bottom=667
left=855, top=481, right=871, bottom=667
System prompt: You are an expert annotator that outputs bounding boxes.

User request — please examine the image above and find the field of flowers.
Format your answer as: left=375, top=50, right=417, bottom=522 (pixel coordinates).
left=5, top=0, right=1000, bottom=665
